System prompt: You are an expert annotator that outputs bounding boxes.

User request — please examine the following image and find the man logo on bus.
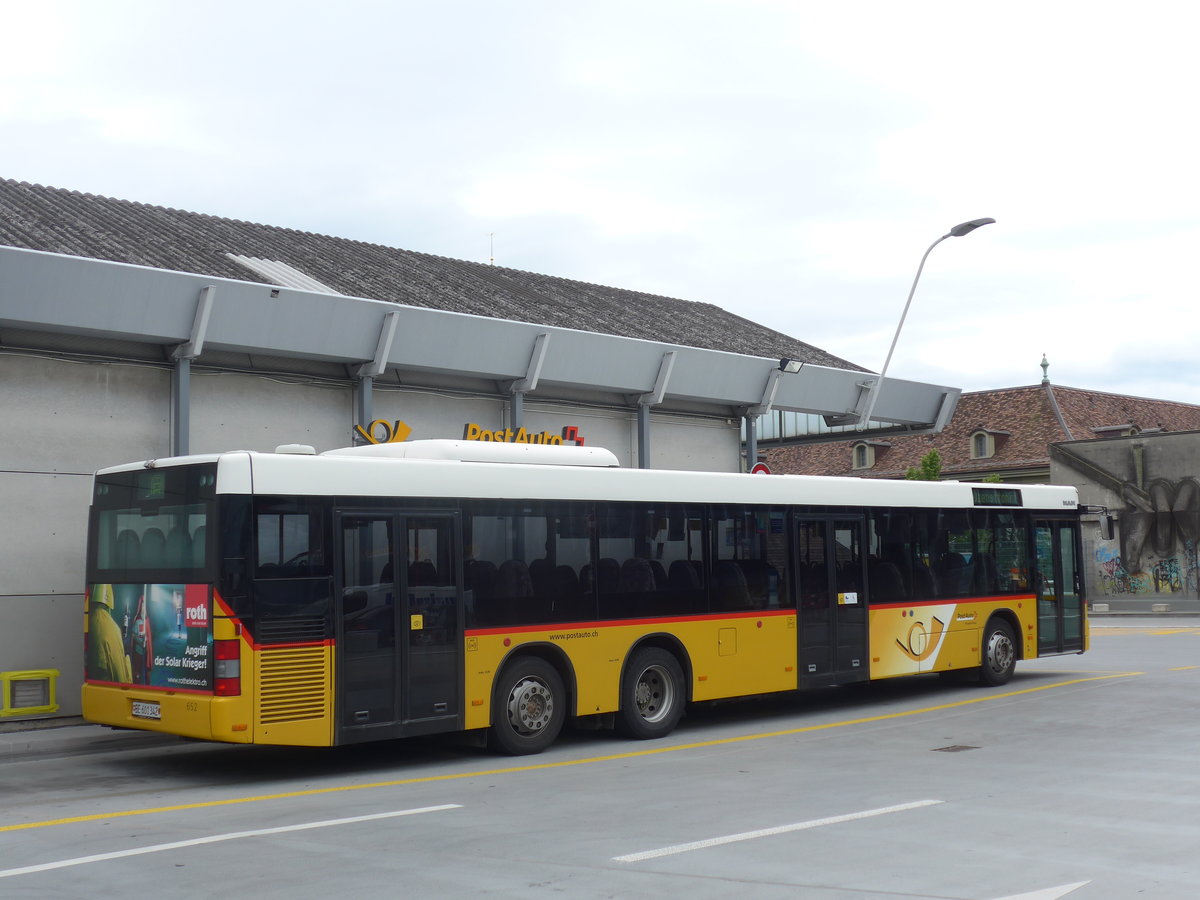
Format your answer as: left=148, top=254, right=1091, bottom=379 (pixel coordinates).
left=896, top=615, right=946, bottom=662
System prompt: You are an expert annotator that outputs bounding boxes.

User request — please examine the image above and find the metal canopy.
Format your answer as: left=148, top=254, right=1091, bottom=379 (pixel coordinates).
left=0, top=245, right=960, bottom=429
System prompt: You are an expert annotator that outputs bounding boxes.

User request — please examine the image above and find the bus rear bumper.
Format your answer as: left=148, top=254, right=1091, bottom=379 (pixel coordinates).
left=81, top=684, right=253, bottom=743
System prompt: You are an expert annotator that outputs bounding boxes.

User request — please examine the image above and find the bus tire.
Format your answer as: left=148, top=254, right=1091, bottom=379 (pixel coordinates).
left=488, top=656, right=566, bottom=755
left=616, top=647, right=685, bottom=740
left=979, top=619, right=1017, bottom=686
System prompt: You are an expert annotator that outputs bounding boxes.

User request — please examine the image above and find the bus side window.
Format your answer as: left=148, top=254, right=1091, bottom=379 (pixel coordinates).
left=254, top=499, right=330, bottom=578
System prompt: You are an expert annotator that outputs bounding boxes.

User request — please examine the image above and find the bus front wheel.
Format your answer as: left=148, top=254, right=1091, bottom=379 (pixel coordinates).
left=488, top=657, right=566, bottom=755
left=979, top=619, right=1017, bottom=686
left=616, top=647, right=685, bottom=740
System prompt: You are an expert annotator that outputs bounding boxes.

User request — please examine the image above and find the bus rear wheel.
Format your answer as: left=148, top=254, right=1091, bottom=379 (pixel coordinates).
left=616, top=647, right=685, bottom=740
left=979, top=619, right=1017, bottom=686
left=488, top=657, right=566, bottom=755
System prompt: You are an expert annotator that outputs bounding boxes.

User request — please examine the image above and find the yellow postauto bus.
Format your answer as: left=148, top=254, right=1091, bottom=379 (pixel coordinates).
left=83, top=440, right=1088, bottom=754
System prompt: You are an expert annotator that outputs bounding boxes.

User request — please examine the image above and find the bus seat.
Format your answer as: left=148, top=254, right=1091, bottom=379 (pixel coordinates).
left=466, top=560, right=496, bottom=600
left=668, top=559, right=701, bottom=590
left=910, top=564, right=936, bottom=599
left=597, top=558, right=620, bottom=593
left=141, top=528, right=166, bottom=568
left=972, top=552, right=1000, bottom=594
left=868, top=560, right=906, bottom=602
left=114, top=530, right=141, bottom=569
left=936, top=553, right=972, bottom=597
left=552, top=565, right=580, bottom=597
left=190, top=526, right=206, bottom=568
left=496, top=559, right=533, bottom=598
left=736, top=559, right=776, bottom=605
left=551, top=566, right=593, bottom=621
left=165, top=527, right=192, bottom=568
left=714, top=560, right=751, bottom=609
left=409, top=560, right=438, bottom=586
left=529, top=558, right=554, bottom=596
left=618, top=558, right=655, bottom=592
left=648, top=559, right=668, bottom=590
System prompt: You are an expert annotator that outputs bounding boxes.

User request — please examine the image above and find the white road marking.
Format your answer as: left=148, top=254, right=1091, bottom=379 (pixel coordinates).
left=992, top=882, right=1090, bottom=900
left=613, top=799, right=943, bottom=863
left=0, top=804, right=462, bottom=879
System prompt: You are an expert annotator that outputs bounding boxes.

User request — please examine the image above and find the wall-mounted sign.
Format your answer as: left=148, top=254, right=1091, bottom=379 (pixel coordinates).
left=463, top=423, right=586, bottom=446
left=354, top=419, right=413, bottom=445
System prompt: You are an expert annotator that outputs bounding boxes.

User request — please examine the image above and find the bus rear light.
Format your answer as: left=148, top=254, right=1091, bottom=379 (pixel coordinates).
left=214, top=639, right=241, bottom=696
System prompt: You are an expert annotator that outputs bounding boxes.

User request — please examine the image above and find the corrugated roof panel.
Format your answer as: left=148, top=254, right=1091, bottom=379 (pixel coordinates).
left=226, top=254, right=339, bottom=294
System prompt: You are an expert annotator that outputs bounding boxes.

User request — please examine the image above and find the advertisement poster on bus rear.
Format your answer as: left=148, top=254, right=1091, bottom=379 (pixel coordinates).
left=85, top=583, right=213, bottom=692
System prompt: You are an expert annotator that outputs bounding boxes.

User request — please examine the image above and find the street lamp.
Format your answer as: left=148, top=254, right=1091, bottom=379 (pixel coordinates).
left=856, top=217, right=995, bottom=430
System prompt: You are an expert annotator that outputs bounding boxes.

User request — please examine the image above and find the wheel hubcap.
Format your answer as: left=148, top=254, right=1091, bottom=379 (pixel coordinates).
left=987, top=632, right=1014, bottom=674
left=634, top=665, right=674, bottom=723
left=507, top=677, right=553, bottom=735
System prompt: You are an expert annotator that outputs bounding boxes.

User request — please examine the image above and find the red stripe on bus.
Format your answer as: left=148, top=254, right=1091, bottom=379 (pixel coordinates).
left=870, top=594, right=1035, bottom=610
left=465, top=607, right=797, bottom=637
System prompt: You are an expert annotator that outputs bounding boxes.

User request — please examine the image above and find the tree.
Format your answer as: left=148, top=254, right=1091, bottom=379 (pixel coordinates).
left=905, top=449, right=942, bottom=481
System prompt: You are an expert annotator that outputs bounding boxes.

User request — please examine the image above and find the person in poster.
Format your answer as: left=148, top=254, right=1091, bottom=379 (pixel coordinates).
left=86, top=583, right=132, bottom=684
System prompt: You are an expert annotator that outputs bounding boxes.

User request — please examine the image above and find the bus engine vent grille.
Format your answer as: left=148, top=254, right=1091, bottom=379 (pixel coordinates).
left=258, top=646, right=329, bottom=724
left=256, top=616, right=328, bottom=644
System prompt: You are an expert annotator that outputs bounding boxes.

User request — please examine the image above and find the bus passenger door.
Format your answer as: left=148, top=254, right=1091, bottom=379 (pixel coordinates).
left=338, top=513, right=398, bottom=732
left=1034, top=518, right=1085, bottom=654
left=400, top=514, right=462, bottom=725
left=336, top=511, right=462, bottom=738
left=794, top=516, right=869, bottom=687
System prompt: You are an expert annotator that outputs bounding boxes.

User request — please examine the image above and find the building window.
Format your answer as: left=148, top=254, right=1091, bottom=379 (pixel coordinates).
left=971, top=431, right=994, bottom=460
left=852, top=443, right=873, bottom=470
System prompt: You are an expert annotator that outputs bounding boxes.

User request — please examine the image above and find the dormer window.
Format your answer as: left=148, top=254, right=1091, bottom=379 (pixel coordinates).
left=853, top=443, right=873, bottom=469
left=852, top=440, right=889, bottom=470
left=970, top=428, right=1009, bottom=460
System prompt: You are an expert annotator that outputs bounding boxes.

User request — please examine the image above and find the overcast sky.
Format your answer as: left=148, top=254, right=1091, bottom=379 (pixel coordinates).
left=3, top=1, right=1198, bottom=400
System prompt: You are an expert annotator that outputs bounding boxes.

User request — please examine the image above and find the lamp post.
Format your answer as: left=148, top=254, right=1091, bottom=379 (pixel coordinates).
left=856, top=217, right=995, bottom=431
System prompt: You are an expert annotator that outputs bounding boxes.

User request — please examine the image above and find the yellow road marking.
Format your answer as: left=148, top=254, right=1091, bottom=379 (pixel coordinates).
left=1, top=671, right=1140, bottom=834
left=1169, top=665, right=1199, bottom=671
left=1091, top=627, right=1200, bottom=636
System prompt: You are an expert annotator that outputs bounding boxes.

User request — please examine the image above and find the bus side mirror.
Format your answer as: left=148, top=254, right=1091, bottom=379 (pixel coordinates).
left=1098, top=515, right=1115, bottom=541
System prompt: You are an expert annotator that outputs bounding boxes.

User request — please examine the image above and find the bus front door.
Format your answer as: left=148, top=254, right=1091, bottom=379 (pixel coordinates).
left=337, top=511, right=463, bottom=739
left=1034, top=518, right=1086, bottom=654
left=794, top=516, right=869, bottom=688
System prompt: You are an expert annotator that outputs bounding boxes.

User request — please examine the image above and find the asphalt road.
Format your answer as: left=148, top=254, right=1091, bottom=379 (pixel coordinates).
left=2, top=619, right=1198, bottom=899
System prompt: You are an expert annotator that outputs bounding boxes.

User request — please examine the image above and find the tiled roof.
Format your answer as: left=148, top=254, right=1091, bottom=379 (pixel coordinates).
left=0, top=178, right=862, bottom=370
left=766, top=384, right=1200, bottom=479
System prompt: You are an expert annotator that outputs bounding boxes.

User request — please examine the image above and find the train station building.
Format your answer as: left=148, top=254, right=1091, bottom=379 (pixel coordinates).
left=0, top=178, right=960, bottom=721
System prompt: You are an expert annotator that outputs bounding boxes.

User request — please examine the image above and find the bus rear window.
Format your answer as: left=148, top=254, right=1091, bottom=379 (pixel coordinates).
left=90, top=465, right=216, bottom=580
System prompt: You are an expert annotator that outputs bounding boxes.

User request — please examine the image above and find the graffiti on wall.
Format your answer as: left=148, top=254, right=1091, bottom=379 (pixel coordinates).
left=1094, top=476, right=1200, bottom=598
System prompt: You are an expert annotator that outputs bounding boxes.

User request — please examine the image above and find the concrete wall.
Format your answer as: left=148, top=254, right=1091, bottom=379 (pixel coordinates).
left=1051, top=431, right=1200, bottom=613
left=1, top=355, right=171, bottom=718
left=1, top=352, right=742, bottom=719
left=191, top=371, right=353, bottom=453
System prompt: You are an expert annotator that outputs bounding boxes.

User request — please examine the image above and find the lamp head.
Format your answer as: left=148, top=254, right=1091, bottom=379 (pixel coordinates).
left=779, top=358, right=803, bottom=374
left=948, top=217, right=996, bottom=237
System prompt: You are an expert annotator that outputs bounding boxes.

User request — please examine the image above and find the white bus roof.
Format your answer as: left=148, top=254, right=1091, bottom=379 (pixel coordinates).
left=96, top=441, right=1077, bottom=511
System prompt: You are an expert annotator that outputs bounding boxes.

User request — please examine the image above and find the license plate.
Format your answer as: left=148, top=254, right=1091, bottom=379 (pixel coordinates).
left=131, top=701, right=161, bottom=720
